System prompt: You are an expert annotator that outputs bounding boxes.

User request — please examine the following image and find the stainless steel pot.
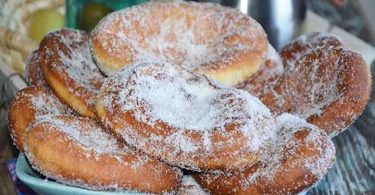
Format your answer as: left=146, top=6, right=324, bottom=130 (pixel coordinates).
left=220, top=0, right=307, bottom=50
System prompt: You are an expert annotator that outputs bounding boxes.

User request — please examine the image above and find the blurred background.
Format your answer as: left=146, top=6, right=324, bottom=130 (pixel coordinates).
left=0, top=0, right=374, bottom=195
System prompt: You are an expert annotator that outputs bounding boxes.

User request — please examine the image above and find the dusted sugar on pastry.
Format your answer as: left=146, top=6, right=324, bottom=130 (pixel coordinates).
left=24, top=50, right=49, bottom=89
left=8, top=86, right=70, bottom=151
left=91, top=2, right=268, bottom=86
left=194, top=114, right=335, bottom=195
left=280, top=32, right=343, bottom=67
left=259, top=33, right=371, bottom=136
left=38, top=29, right=105, bottom=119
left=96, top=62, right=278, bottom=171
left=177, top=175, right=208, bottom=195
left=24, top=115, right=182, bottom=193
left=237, top=43, right=284, bottom=96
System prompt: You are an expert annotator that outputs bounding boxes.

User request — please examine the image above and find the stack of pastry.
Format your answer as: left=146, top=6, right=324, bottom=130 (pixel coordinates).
left=8, top=2, right=371, bottom=194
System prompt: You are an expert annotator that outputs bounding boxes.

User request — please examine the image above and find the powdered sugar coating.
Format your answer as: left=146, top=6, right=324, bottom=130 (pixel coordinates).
left=282, top=49, right=343, bottom=118
left=264, top=43, right=370, bottom=136
left=38, top=29, right=105, bottom=118
left=24, top=50, right=49, bottom=88
left=280, top=32, right=343, bottom=67
left=263, top=44, right=284, bottom=78
left=269, top=114, right=335, bottom=178
left=240, top=113, right=335, bottom=191
left=91, top=1, right=268, bottom=83
left=29, top=91, right=70, bottom=117
left=275, top=33, right=345, bottom=118
left=42, top=29, right=103, bottom=92
left=97, top=62, right=278, bottom=171
left=242, top=32, right=372, bottom=136
left=237, top=43, right=284, bottom=96
left=8, top=86, right=71, bottom=151
left=195, top=113, right=335, bottom=194
left=32, top=116, right=123, bottom=155
left=178, top=175, right=208, bottom=195
left=23, top=115, right=182, bottom=193
left=124, top=63, right=273, bottom=134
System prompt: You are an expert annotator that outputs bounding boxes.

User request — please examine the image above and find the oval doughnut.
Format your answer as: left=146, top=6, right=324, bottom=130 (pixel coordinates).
left=8, top=86, right=70, bottom=151
left=193, top=114, right=335, bottom=195
left=91, top=2, right=268, bottom=86
left=96, top=62, right=278, bottom=171
left=237, top=43, right=284, bottom=96
left=24, top=115, right=182, bottom=193
left=280, top=32, right=343, bottom=68
left=24, top=50, right=49, bottom=89
left=238, top=33, right=343, bottom=99
left=260, top=46, right=371, bottom=136
left=38, top=29, right=105, bottom=118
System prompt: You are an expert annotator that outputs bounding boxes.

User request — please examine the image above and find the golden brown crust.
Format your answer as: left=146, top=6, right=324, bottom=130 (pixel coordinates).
left=91, top=2, right=268, bottom=85
left=96, top=63, right=277, bottom=171
left=307, top=51, right=371, bottom=135
left=7, top=86, right=68, bottom=151
left=280, top=32, right=343, bottom=67
left=199, top=49, right=267, bottom=86
left=24, top=50, right=49, bottom=89
left=237, top=44, right=284, bottom=96
left=177, top=176, right=208, bottom=195
left=24, top=115, right=182, bottom=193
left=97, top=106, right=261, bottom=171
left=237, top=32, right=371, bottom=137
left=193, top=115, right=336, bottom=194
left=261, top=46, right=371, bottom=136
left=278, top=33, right=371, bottom=136
left=38, top=29, right=105, bottom=119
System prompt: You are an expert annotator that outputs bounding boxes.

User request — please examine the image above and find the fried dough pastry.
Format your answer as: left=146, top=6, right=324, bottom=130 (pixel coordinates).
left=91, top=2, right=268, bottom=86
left=24, top=115, right=182, bottom=193
left=96, top=62, right=277, bottom=171
left=38, top=29, right=105, bottom=118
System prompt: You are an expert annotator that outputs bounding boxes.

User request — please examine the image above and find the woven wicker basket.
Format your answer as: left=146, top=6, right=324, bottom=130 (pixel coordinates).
left=0, top=0, right=65, bottom=74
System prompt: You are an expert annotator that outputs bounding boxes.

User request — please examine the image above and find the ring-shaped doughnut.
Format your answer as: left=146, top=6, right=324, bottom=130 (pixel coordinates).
left=193, top=114, right=335, bottom=194
left=91, top=2, right=268, bottom=86
left=39, top=29, right=105, bottom=118
left=8, top=86, right=69, bottom=151
left=24, top=115, right=182, bottom=193
left=96, top=62, right=278, bottom=171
